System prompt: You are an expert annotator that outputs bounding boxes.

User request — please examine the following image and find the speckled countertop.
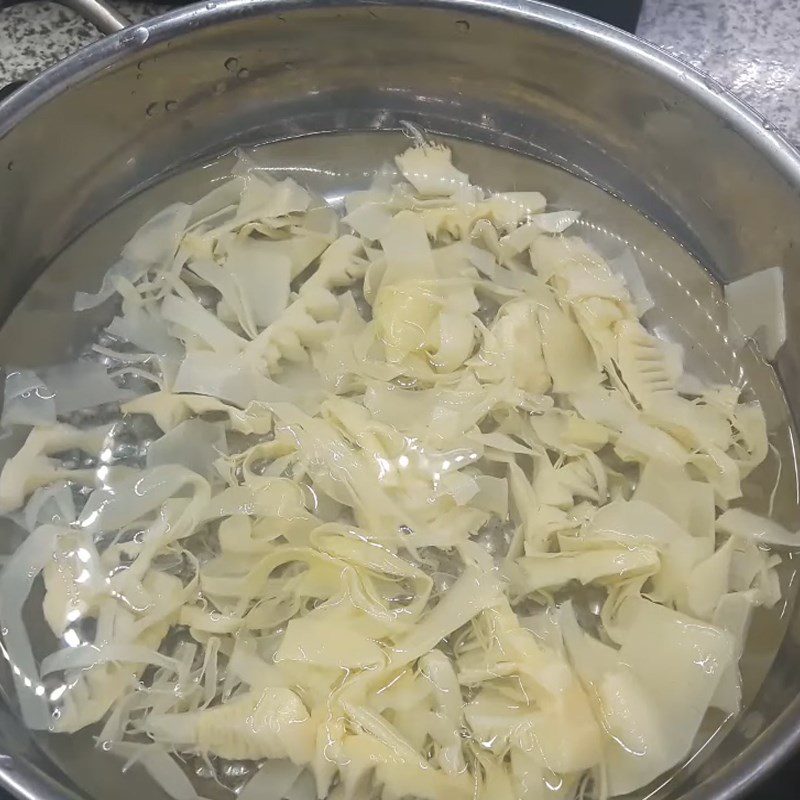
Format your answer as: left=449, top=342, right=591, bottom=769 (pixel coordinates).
left=0, top=0, right=799, bottom=146
left=637, top=0, right=800, bottom=143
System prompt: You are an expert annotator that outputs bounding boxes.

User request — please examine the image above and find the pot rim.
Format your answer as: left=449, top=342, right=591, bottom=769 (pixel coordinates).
left=1, top=1, right=799, bottom=799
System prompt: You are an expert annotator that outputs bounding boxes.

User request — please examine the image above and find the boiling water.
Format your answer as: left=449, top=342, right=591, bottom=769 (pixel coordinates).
left=0, top=132, right=796, bottom=800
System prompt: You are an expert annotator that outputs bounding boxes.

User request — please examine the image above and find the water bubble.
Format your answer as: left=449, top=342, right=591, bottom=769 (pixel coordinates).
left=145, top=102, right=160, bottom=117
left=237, top=67, right=250, bottom=79
left=120, top=26, right=149, bottom=46
left=214, top=81, right=227, bottom=94
left=224, top=762, right=252, bottom=779
left=455, top=19, right=470, bottom=32
left=206, top=1, right=216, bottom=7
left=195, top=763, right=214, bottom=778
left=6, top=161, right=13, bottom=172
left=224, top=56, right=239, bottom=72
left=100, top=740, right=112, bottom=752
left=165, top=99, right=178, bottom=112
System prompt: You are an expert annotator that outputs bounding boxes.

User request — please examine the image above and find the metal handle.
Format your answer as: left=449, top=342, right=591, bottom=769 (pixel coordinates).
left=57, top=0, right=128, bottom=34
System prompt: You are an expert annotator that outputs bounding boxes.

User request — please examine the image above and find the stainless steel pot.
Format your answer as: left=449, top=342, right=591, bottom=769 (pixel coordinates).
left=1, top=1, right=800, bottom=799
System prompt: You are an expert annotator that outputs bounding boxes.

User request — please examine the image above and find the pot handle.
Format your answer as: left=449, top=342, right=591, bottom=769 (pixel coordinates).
left=58, top=0, right=128, bottom=34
